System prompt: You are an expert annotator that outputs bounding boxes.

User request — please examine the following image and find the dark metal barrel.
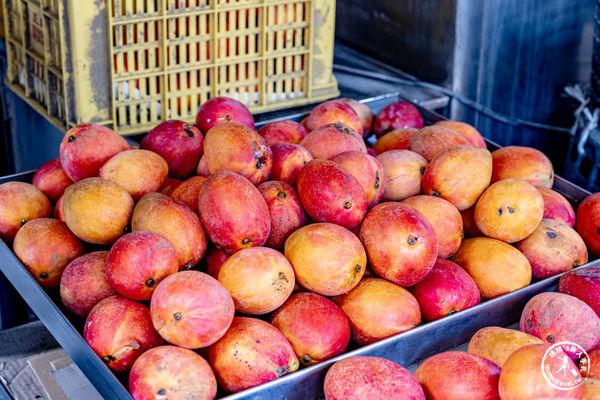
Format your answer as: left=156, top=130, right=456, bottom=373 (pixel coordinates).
left=592, top=0, right=600, bottom=107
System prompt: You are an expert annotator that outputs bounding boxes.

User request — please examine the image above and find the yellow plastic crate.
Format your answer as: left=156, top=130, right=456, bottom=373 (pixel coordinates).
left=2, top=0, right=339, bottom=135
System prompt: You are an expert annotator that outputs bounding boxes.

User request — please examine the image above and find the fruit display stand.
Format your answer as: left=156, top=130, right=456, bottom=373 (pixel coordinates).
left=0, top=92, right=595, bottom=400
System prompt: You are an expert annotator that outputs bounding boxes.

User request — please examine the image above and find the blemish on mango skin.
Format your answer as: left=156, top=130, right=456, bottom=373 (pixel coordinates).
left=407, top=236, right=418, bottom=246
left=183, top=124, right=195, bottom=137
left=256, top=154, right=269, bottom=169
left=301, top=355, right=312, bottom=365
left=275, top=365, right=291, bottom=377
left=102, top=355, right=116, bottom=363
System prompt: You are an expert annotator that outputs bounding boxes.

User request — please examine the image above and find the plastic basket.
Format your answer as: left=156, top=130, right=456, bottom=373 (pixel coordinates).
left=2, top=0, right=339, bottom=135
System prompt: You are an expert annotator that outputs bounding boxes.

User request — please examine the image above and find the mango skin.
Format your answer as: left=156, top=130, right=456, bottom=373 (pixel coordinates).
left=54, top=194, right=65, bottom=221
left=196, top=96, right=255, bottom=134
left=408, top=125, right=470, bottom=162
left=83, top=295, right=163, bottom=373
left=324, top=356, right=425, bottom=400
left=296, top=159, right=368, bottom=230
left=208, top=317, right=299, bottom=393
left=284, top=223, right=366, bottom=296
left=434, top=120, right=487, bottom=148
left=372, top=128, right=417, bottom=153
left=359, top=202, right=438, bottom=287
left=32, top=158, right=73, bottom=201
left=106, top=231, right=179, bottom=301
left=305, top=100, right=364, bottom=137
left=332, top=151, right=385, bottom=208
left=269, top=143, right=313, bottom=186
left=159, top=177, right=182, bottom=196
left=170, top=176, right=206, bottom=212
left=340, top=98, right=374, bottom=138
left=300, top=123, right=367, bottom=161
left=129, top=345, right=217, bottom=400
left=460, top=206, right=483, bottom=237
left=334, top=277, right=421, bottom=345
left=402, top=195, right=463, bottom=258
left=498, top=344, right=583, bottom=400
left=410, top=258, right=480, bottom=322
left=203, top=246, right=229, bottom=279
left=377, top=150, right=427, bottom=202
left=132, top=192, right=207, bottom=269
left=537, top=186, right=575, bottom=228
left=588, top=349, right=600, bottom=378
left=516, top=218, right=587, bottom=279
left=258, top=180, right=307, bottom=249
left=141, top=120, right=203, bottom=178
left=271, top=292, right=350, bottom=366
left=415, top=351, right=501, bottom=400
left=491, top=145, right=554, bottom=188
left=198, top=171, right=270, bottom=254
left=422, top=145, right=492, bottom=211
left=583, top=378, right=600, bottom=400
left=467, top=326, right=543, bottom=367
left=203, top=122, right=271, bottom=185
left=258, top=120, right=308, bottom=146
left=196, top=155, right=210, bottom=177
left=217, top=247, right=295, bottom=315
left=520, top=292, right=600, bottom=352
left=452, top=237, right=531, bottom=300
left=150, top=271, right=234, bottom=349
left=59, top=123, right=129, bottom=182
left=475, top=178, right=544, bottom=243
left=0, top=181, right=52, bottom=242
left=99, top=149, right=168, bottom=201
left=60, top=251, right=116, bottom=318
left=373, top=101, right=424, bottom=137
left=559, top=266, right=600, bottom=317
left=63, top=178, right=134, bottom=245
left=13, top=218, right=84, bottom=289
left=576, top=192, right=600, bottom=257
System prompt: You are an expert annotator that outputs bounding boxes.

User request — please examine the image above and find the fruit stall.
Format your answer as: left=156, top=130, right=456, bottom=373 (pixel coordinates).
left=1, top=1, right=600, bottom=400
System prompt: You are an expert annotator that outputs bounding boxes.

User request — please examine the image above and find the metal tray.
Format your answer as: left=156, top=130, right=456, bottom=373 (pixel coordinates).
left=0, top=93, right=593, bottom=400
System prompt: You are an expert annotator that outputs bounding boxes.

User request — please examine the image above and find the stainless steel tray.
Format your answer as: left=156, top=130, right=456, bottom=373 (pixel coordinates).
left=0, top=92, right=593, bottom=400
